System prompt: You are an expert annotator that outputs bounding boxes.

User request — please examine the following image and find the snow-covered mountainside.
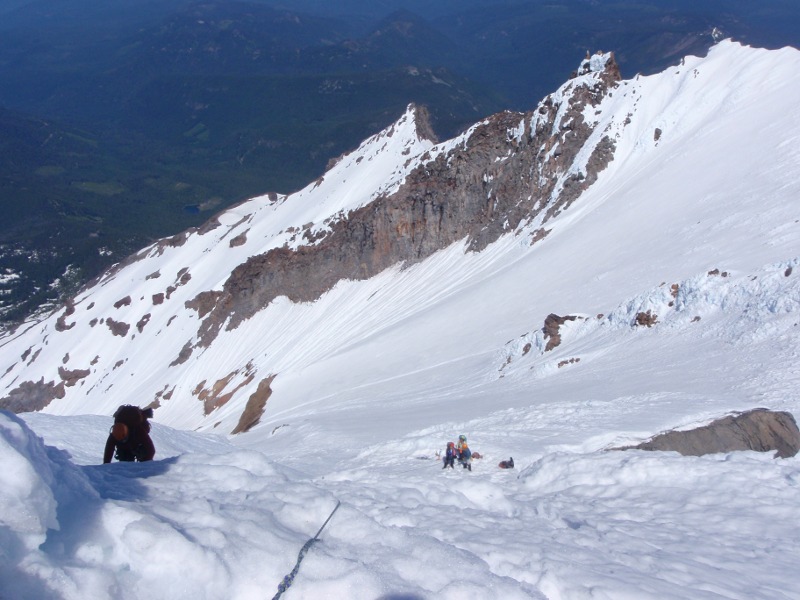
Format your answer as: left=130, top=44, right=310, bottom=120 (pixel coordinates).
left=0, top=47, right=623, bottom=424
left=1, top=40, right=800, bottom=599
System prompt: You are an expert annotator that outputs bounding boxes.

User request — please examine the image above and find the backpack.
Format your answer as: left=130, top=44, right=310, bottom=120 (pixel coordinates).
left=114, top=404, right=146, bottom=427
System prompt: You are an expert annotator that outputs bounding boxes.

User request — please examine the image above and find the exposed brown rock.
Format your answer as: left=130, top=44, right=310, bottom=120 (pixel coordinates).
left=176, top=268, right=191, bottom=286
left=106, top=318, right=130, bottom=337
left=55, top=300, right=76, bottom=332
left=0, top=378, right=65, bottom=413
left=543, top=314, right=578, bottom=352
left=153, top=232, right=189, bottom=257
left=58, top=365, right=90, bottom=387
left=231, top=375, right=276, bottom=434
left=152, top=293, right=165, bottom=305
left=196, top=372, right=236, bottom=414
left=153, top=384, right=175, bottom=405
left=27, top=348, right=41, bottom=365
left=619, top=409, right=800, bottom=458
left=529, top=228, right=551, bottom=245
left=114, top=296, right=132, bottom=309
left=557, top=357, right=581, bottom=368
left=169, top=341, right=194, bottom=367
left=412, top=103, right=438, bottom=143
left=136, top=313, right=151, bottom=333
left=197, top=217, right=222, bottom=235
left=635, top=310, right=658, bottom=327
left=185, top=291, right=221, bottom=320
left=194, top=369, right=256, bottom=415
left=229, top=231, right=248, bottom=248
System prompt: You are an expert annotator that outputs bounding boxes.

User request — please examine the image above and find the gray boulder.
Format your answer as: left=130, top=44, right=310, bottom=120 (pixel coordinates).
left=621, top=408, right=800, bottom=458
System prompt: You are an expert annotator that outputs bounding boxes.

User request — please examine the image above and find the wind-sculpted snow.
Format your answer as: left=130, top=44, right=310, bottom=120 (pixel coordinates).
left=0, top=412, right=59, bottom=559
left=2, top=412, right=335, bottom=600
left=4, top=412, right=545, bottom=599
left=6, top=407, right=800, bottom=599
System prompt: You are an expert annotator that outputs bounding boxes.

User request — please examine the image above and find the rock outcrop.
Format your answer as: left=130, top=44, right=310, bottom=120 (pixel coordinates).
left=620, top=409, right=800, bottom=458
left=543, top=314, right=579, bottom=351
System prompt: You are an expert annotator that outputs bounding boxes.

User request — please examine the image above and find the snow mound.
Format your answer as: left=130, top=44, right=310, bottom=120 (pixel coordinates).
left=1, top=412, right=339, bottom=600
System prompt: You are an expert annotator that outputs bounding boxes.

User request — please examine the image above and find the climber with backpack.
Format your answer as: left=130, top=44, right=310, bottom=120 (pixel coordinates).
left=456, top=434, right=472, bottom=471
left=103, top=405, right=156, bottom=463
left=442, top=441, right=457, bottom=469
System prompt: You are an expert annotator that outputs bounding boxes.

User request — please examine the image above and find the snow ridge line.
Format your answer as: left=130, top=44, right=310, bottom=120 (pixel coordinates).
left=272, top=499, right=342, bottom=600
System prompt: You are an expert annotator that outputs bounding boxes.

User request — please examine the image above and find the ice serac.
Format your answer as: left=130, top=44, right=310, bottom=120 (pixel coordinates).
left=190, top=53, right=622, bottom=347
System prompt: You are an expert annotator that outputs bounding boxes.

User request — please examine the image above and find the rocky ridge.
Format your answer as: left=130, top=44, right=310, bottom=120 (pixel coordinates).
left=189, top=52, right=622, bottom=348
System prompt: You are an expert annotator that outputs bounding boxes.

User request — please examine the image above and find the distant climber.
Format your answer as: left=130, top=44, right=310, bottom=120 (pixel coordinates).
left=103, top=405, right=156, bottom=463
left=442, top=441, right=457, bottom=469
left=456, top=434, right=472, bottom=471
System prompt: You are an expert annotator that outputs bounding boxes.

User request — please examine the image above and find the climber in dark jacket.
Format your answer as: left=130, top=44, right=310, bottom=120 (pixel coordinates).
left=103, top=405, right=156, bottom=463
left=442, top=441, right=457, bottom=469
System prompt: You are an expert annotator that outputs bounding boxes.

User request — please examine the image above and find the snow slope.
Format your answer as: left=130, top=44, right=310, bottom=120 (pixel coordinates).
left=2, top=40, right=800, bottom=599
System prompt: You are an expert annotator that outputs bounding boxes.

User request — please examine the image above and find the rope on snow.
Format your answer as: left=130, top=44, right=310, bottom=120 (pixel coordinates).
left=271, top=499, right=342, bottom=600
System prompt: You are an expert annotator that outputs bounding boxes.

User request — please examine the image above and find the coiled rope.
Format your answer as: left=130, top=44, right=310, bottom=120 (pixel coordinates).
left=272, top=499, right=342, bottom=600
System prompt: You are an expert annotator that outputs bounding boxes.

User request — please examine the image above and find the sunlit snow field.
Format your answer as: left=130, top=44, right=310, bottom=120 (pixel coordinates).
left=3, top=41, right=800, bottom=599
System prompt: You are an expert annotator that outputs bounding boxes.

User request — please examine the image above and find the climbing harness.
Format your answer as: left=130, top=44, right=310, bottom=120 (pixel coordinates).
left=272, top=499, right=342, bottom=600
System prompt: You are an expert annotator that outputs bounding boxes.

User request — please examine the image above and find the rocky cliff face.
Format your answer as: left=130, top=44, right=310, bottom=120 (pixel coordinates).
left=190, top=52, right=621, bottom=347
